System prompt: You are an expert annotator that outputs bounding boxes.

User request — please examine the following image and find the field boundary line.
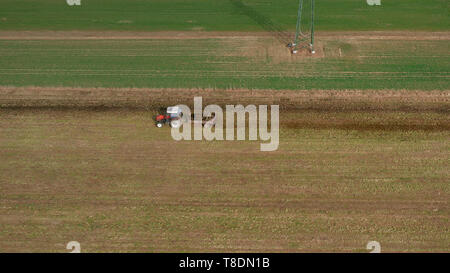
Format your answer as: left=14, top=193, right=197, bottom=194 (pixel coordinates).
left=0, top=31, right=449, bottom=40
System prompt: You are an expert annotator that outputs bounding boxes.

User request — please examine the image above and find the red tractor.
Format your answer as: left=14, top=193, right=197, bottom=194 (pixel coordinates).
left=155, top=106, right=182, bottom=128
left=155, top=114, right=170, bottom=128
left=155, top=106, right=217, bottom=128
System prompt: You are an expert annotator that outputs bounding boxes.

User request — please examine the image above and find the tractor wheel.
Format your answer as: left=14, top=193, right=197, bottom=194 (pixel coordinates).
left=170, top=119, right=182, bottom=129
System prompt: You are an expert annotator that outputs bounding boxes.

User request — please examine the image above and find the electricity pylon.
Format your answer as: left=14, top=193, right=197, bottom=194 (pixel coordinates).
left=291, top=0, right=315, bottom=54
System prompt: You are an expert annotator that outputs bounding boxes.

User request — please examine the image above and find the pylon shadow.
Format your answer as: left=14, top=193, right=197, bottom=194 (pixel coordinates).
left=229, top=0, right=293, bottom=46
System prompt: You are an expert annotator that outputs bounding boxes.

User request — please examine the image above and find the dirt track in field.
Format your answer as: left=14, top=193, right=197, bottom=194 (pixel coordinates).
left=0, top=31, right=449, bottom=40
left=1, top=86, right=449, bottom=132
left=0, top=86, right=448, bottom=112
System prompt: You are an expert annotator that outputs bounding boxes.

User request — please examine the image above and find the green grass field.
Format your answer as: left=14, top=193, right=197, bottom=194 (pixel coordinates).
left=1, top=0, right=448, bottom=90
left=0, top=37, right=448, bottom=90
left=0, top=0, right=448, bottom=31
